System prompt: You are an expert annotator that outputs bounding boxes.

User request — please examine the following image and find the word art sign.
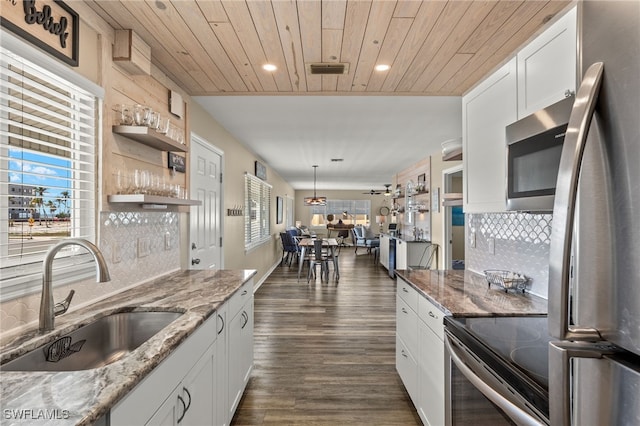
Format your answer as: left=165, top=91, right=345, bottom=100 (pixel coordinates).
left=1, top=0, right=79, bottom=66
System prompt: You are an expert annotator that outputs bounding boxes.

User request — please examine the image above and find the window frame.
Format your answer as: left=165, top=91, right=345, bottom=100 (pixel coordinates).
left=0, top=30, right=104, bottom=302
left=244, top=172, right=272, bottom=251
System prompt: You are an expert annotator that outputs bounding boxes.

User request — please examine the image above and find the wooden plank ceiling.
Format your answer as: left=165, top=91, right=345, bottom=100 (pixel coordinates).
left=86, top=0, right=571, bottom=96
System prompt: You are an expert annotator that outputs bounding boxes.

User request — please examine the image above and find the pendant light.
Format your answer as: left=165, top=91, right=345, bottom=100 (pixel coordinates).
left=304, top=165, right=326, bottom=206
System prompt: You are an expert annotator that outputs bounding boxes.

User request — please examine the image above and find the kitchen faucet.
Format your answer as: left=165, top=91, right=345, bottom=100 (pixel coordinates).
left=39, top=238, right=111, bottom=333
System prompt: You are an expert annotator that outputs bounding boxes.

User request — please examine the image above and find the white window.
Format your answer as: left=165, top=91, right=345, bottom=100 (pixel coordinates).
left=0, top=41, right=102, bottom=301
left=310, top=199, right=372, bottom=227
left=244, top=173, right=271, bottom=250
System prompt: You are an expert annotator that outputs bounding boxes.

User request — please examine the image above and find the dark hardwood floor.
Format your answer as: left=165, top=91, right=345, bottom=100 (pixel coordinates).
left=231, top=249, right=421, bottom=425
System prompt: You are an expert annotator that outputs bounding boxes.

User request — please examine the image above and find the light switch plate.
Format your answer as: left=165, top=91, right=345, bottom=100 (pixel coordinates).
left=488, top=237, right=495, bottom=255
left=112, top=243, right=122, bottom=264
left=164, top=232, right=171, bottom=250
left=469, top=230, right=476, bottom=248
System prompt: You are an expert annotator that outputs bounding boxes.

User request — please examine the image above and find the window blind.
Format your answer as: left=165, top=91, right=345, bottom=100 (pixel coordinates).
left=244, top=173, right=271, bottom=250
left=310, top=199, right=371, bottom=226
left=0, top=46, right=98, bottom=290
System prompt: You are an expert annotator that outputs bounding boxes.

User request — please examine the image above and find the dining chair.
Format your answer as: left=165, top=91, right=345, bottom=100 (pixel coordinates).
left=307, top=239, right=330, bottom=283
left=279, top=232, right=299, bottom=266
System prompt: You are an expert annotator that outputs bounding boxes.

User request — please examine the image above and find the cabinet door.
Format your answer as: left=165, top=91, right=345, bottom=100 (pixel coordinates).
left=380, top=235, right=389, bottom=269
left=418, top=321, right=444, bottom=426
left=228, top=299, right=254, bottom=420
left=517, top=7, right=577, bottom=118
left=463, top=57, right=517, bottom=213
left=396, top=335, right=418, bottom=405
left=215, top=306, right=229, bottom=426
left=145, top=386, right=181, bottom=426
left=181, top=345, right=215, bottom=425
left=396, top=240, right=407, bottom=270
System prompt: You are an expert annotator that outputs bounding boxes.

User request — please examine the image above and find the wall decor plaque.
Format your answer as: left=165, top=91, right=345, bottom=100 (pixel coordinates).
left=1, top=0, right=79, bottom=66
left=255, top=161, right=267, bottom=180
left=168, top=152, right=186, bottom=173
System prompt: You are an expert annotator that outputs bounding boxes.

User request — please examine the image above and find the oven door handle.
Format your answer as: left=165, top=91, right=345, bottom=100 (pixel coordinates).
left=445, top=336, right=544, bottom=426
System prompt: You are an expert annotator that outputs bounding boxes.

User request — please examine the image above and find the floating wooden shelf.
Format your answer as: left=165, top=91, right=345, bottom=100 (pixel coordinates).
left=108, top=194, right=201, bottom=207
left=113, top=125, right=187, bottom=152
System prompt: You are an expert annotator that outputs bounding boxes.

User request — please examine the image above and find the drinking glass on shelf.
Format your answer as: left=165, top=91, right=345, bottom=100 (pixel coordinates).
left=117, top=104, right=133, bottom=125
left=114, top=169, right=128, bottom=194
left=147, top=112, right=160, bottom=130
left=157, top=117, right=170, bottom=135
left=133, top=104, right=145, bottom=126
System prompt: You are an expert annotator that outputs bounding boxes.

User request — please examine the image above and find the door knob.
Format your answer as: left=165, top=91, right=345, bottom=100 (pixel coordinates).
left=191, top=258, right=201, bottom=265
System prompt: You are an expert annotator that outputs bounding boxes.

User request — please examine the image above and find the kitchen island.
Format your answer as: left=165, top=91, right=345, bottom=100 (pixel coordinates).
left=0, top=269, right=256, bottom=426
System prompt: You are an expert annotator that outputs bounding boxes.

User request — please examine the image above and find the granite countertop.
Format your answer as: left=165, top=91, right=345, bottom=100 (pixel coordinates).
left=395, top=269, right=547, bottom=317
left=0, top=269, right=256, bottom=426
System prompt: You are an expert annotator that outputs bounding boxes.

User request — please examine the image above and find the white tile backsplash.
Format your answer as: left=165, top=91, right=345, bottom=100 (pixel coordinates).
left=0, top=211, right=181, bottom=336
left=466, top=212, right=552, bottom=299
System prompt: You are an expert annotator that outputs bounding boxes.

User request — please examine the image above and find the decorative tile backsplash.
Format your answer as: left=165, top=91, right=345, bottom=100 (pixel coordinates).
left=0, top=212, right=181, bottom=336
left=466, top=212, right=553, bottom=299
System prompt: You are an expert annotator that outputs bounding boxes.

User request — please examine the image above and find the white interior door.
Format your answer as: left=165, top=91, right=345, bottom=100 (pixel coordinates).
left=190, top=134, right=223, bottom=269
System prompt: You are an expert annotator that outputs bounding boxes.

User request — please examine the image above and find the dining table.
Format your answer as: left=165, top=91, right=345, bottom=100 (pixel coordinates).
left=297, top=237, right=340, bottom=282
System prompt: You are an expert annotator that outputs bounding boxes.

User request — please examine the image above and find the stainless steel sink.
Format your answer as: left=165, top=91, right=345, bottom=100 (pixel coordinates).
left=1, top=311, right=183, bottom=372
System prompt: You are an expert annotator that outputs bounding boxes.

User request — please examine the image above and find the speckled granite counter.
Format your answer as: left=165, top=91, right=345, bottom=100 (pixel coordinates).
left=0, top=269, right=256, bottom=426
left=395, top=269, right=547, bottom=317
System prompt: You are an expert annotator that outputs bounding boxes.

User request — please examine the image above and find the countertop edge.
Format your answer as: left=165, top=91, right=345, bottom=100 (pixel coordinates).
left=0, top=268, right=257, bottom=425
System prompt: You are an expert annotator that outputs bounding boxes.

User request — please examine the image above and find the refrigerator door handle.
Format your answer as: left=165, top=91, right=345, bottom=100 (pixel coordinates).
left=549, top=341, right=618, bottom=426
left=548, top=62, right=604, bottom=341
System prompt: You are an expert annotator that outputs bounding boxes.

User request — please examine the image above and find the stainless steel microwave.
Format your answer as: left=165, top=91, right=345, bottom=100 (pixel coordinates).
left=505, top=95, right=575, bottom=211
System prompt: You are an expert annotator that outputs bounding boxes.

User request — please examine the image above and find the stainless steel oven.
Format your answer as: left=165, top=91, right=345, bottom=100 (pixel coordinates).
left=444, top=316, right=551, bottom=426
left=505, top=95, right=574, bottom=212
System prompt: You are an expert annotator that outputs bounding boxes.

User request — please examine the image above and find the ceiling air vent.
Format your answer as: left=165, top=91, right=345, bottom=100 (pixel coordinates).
left=307, top=63, right=349, bottom=75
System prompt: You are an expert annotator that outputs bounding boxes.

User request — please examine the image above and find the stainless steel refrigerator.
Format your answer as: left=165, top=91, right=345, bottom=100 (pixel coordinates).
left=548, top=1, right=640, bottom=425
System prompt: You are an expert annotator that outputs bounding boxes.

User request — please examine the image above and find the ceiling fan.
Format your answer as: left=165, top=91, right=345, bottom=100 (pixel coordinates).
left=362, top=184, right=392, bottom=196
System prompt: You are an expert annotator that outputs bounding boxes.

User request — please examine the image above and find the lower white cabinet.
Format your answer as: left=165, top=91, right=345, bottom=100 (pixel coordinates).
left=228, top=296, right=254, bottom=420
left=215, top=304, right=229, bottom=426
left=417, top=297, right=445, bottom=426
left=396, top=279, right=445, bottom=426
left=396, top=239, right=407, bottom=270
left=110, top=314, right=217, bottom=426
left=147, top=344, right=216, bottom=425
left=110, top=279, right=254, bottom=426
left=380, top=234, right=390, bottom=270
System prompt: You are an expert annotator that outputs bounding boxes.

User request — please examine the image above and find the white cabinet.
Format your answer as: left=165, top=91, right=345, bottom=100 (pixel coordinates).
left=417, top=296, right=445, bottom=426
left=110, top=314, right=217, bottom=426
left=146, top=344, right=215, bottom=426
left=396, top=282, right=419, bottom=406
left=517, top=7, right=577, bottom=118
left=228, top=298, right=253, bottom=419
left=226, top=280, right=254, bottom=421
left=463, top=57, right=518, bottom=213
left=396, top=239, right=408, bottom=270
left=380, top=234, right=390, bottom=269
left=111, top=279, right=254, bottom=426
left=463, top=6, right=577, bottom=213
left=396, top=279, right=446, bottom=426
left=215, top=305, right=229, bottom=426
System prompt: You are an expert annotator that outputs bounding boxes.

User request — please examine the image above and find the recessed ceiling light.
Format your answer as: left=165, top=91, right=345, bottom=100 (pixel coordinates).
left=375, top=64, right=391, bottom=72
left=262, top=64, right=277, bottom=72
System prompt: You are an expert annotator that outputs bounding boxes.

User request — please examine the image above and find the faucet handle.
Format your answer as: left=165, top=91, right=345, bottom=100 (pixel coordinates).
left=54, top=290, right=75, bottom=316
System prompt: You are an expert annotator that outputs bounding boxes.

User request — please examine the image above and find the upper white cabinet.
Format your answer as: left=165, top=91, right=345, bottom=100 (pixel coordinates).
left=517, top=7, right=577, bottom=118
left=463, top=7, right=576, bottom=213
left=463, top=58, right=517, bottom=213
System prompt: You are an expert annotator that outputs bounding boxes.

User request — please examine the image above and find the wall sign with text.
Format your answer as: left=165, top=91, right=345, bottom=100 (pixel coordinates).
left=1, top=0, right=79, bottom=66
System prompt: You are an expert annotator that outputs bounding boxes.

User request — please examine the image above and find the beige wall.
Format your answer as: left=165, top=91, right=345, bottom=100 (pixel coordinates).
left=189, top=102, right=295, bottom=279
